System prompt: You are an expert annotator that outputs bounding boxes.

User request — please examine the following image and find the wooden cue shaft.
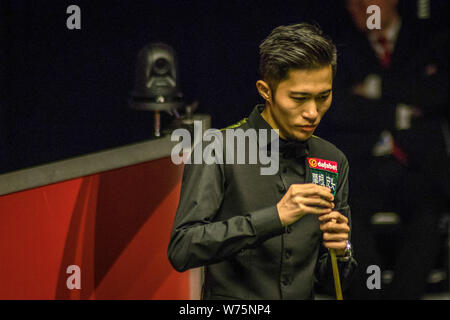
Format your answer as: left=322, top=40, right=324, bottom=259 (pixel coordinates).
left=330, top=248, right=343, bottom=300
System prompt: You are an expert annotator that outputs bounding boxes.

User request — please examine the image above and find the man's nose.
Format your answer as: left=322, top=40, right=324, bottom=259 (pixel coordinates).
left=302, top=100, right=319, bottom=121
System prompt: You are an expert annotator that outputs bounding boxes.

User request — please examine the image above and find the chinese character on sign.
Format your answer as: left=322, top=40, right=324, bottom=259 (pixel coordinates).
left=318, top=174, right=325, bottom=186
left=312, top=173, right=319, bottom=184
left=326, top=176, right=336, bottom=192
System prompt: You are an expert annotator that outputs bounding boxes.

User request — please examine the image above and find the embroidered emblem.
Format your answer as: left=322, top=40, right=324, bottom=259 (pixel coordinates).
left=220, top=118, right=248, bottom=131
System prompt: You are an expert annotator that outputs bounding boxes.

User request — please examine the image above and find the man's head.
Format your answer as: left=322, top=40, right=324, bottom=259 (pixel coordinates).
left=256, top=23, right=336, bottom=141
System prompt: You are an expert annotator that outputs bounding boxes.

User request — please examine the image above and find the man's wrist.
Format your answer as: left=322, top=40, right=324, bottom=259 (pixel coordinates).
left=336, top=241, right=353, bottom=262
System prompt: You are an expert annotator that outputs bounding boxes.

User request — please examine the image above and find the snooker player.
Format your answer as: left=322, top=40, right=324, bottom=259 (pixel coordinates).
left=168, top=23, right=357, bottom=299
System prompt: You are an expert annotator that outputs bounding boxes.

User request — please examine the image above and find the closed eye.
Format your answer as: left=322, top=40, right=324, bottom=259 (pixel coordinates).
left=316, top=94, right=330, bottom=100
left=292, top=97, right=308, bottom=102
left=292, top=93, right=330, bottom=102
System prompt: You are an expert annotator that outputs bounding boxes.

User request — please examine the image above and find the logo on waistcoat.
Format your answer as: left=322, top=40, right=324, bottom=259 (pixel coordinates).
left=307, top=157, right=339, bottom=195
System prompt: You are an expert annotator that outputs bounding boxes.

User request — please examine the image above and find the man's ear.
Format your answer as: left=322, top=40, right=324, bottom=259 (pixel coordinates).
left=256, top=80, right=272, bottom=103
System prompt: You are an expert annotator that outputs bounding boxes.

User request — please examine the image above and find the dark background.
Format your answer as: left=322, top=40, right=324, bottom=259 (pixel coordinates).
left=1, top=0, right=447, bottom=174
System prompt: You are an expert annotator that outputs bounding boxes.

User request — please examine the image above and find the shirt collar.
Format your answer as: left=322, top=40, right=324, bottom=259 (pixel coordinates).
left=247, top=104, right=274, bottom=132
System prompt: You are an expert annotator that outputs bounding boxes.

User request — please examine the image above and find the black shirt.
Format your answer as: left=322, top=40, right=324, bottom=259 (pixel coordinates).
left=168, top=105, right=356, bottom=299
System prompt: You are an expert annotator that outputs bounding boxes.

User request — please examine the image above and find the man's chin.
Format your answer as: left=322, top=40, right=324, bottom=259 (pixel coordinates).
left=291, top=131, right=313, bottom=142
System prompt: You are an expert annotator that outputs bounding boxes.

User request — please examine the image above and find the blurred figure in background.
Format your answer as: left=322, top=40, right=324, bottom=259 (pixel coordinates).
left=321, top=0, right=449, bottom=299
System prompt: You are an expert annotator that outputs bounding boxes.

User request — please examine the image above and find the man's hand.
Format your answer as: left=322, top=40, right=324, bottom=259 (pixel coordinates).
left=318, top=211, right=350, bottom=256
left=277, top=184, right=334, bottom=227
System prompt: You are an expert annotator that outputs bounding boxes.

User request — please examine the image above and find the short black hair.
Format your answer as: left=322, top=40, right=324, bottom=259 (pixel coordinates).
left=259, top=23, right=337, bottom=91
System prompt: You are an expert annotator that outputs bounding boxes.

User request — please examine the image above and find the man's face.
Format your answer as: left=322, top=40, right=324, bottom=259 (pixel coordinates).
left=261, top=65, right=333, bottom=141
